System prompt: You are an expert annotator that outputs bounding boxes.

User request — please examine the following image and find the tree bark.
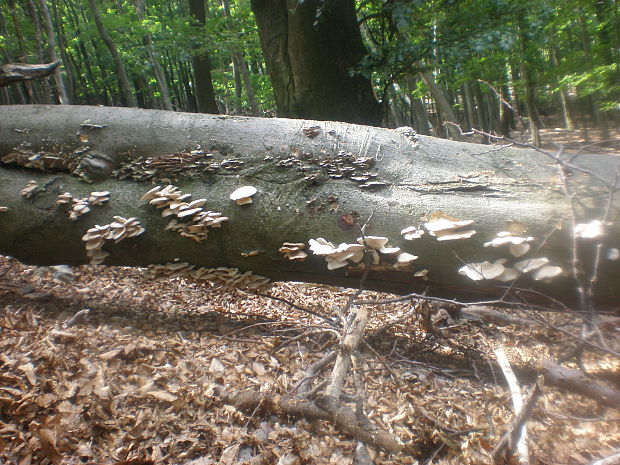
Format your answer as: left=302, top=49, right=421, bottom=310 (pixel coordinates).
left=1, top=105, right=619, bottom=304
left=251, top=0, right=381, bottom=126
left=188, top=0, right=219, bottom=114
left=87, top=0, right=136, bottom=107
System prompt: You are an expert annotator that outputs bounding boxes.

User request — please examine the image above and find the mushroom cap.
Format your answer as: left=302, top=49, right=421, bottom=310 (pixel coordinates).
left=425, top=218, right=473, bottom=232
left=574, top=220, right=604, bottom=239
left=230, top=186, right=257, bottom=201
left=401, top=226, right=424, bottom=240
left=533, top=265, right=563, bottom=281
left=357, top=236, right=389, bottom=249
left=395, top=252, right=418, bottom=266
left=458, top=261, right=505, bottom=280
left=513, top=257, right=549, bottom=273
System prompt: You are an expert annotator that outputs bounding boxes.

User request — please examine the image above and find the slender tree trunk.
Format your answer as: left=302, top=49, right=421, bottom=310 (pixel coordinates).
left=550, top=47, right=574, bottom=130
left=405, top=75, right=431, bottom=135
left=516, top=19, right=541, bottom=147
left=51, top=1, right=76, bottom=103
left=39, top=0, right=69, bottom=104
left=221, top=0, right=260, bottom=118
left=414, top=61, right=463, bottom=140
left=462, top=82, right=477, bottom=131
left=88, top=0, right=136, bottom=107
left=7, top=0, right=33, bottom=103
left=25, top=0, right=52, bottom=103
left=576, top=11, right=610, bottom=138
left=188, top=0, right=219, bottom=114
left=134, top=0, right=173, bottom=111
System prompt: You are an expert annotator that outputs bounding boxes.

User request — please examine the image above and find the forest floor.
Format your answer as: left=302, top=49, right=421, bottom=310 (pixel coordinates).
left=507, top=125, right=620, bottom=155
left=0, top=255, right=618, bottom=465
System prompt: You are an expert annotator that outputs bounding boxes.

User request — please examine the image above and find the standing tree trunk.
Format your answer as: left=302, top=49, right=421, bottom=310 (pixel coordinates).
left=414, top=63, right=462, bottom=140
left=251, top=0, right=381, bottom=126
left=222, top=0, right=259, bottom=115
left=576, top=10, right=610, bottom=139
left=516, top=19, right=541, bottom=147
left=38, top=0, right=69, bottom=104
left=134, top=0, right=173, bottom=111
left=25, top=0, right=52, bottom=103
left=406, top=75, right=431, bottom=135
left=7, top=0, right=33, bottom=103
left=88, top=0, right=136, bottom=107
left=188, top=0, right=219, bottom=114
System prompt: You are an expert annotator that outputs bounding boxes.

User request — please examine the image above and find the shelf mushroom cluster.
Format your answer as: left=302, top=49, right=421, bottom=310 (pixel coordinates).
left=308, top=235, right=418, bottom=270
left=140, top=185, right=229, bottom=241
left=145, top=262, right=270, bottom=290
left=20, top=180, right=39, bottom=199
left=56, top=191, right=110, bottom=220
left=279, top=242, right=308, bottom=261
left=81, top=216, right=145, bottom=264
left=460, top=229, right=563, bottom=283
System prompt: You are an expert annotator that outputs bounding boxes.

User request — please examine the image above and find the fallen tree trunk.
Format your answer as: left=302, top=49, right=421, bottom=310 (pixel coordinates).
left=1, top=105, right=619, bottom=302
left=0, top=62, right=60, bottom=87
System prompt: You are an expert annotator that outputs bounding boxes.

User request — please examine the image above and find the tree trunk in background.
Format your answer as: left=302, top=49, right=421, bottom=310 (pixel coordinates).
left=576, top=11, right=610, bottom=139
left=51, top=1, right=77, bottom=103
left=188, top=0, right=219, bottom=114
left=462, top=82, right=476, bottom=131
left=88, top=0, right=136, bottom=107
left=39, top=0, right=69, bottom=104
left=405, top=75, right=431, bottom=135
left=7, top=0, right=33, bottom=103
left=220, top=0, right=259, bottom=118
left=551, top=47, right=573, bottom=130
left=2, top=105, right=620, bottom=305
left=134, top=0, right=173, bottom=111
left=414, top=61, right=463, bottom=140
left=516, top=19, right=541, bottom=147
left=251, top=0, right=381, bottom=126
left=25, top=0, right=52, bottom=103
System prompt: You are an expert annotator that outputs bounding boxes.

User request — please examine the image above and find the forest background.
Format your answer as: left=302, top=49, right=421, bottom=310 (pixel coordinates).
left=1, top=0, right=618, bottom=145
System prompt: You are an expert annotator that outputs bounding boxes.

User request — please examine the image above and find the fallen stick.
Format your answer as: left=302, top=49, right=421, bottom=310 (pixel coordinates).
left=213, top=386, right=415, bottom=456
left=493, top=348, right=538, bottom=465
left=542, top=360, right=620, bottom=408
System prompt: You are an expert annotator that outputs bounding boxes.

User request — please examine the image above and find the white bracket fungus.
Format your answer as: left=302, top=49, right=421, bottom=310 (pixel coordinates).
left=532, top=265, right=563, bottom=281
left=394, top=252, right=418, bottom=268
left=357, top=236, right=389, bottom=250
left=145, top=263, right=270, bottom=290
left=229, top=186, right=257, bottom=205
left=20, top=180, right=39, bottom=198
left=574, top=220, right=604, bottom=239
left=513, top=257, right=549, bottom=273
left=279, top=243, right=308, bottom=261
left=401, top=226, right=424, bottom=240
left=56, top=191, right=110, bottom=220
left=484, top=231, right=534, bottom=257
left=424, top=218, right=476, bottom=241
left=309, top=238, right=364, bottom=270
left=0, top=206, right=8, bottom=213
left=141, top=185, right=228, bottom=242
left=81, top=216, right=145, bottom=265
left=458, top=260, right=506, bottom=281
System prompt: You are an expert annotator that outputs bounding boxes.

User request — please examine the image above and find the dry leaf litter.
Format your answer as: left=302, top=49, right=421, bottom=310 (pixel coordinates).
left=0, top=256, right=618, bottom=465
